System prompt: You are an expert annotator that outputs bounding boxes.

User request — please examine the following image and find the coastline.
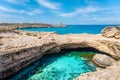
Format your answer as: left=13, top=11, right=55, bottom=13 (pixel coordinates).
left=0, top=26, right=120, bottom=80
left=0, top=23, right=53, bottom=33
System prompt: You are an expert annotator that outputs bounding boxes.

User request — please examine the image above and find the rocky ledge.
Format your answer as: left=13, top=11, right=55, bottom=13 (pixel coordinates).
left=0, top=26, right=120, bottom=80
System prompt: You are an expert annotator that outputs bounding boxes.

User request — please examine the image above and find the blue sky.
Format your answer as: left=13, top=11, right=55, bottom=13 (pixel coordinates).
left=0, top=0, right=120, bottom=24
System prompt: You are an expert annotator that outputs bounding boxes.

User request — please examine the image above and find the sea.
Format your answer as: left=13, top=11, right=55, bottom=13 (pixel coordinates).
left=16, top=25, right=118, bottom=34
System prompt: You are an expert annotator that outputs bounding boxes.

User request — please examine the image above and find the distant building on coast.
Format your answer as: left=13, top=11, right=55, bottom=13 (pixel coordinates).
left=56, top=22, right=66, bottom=27
left=58, top=23, right=63, bottom=27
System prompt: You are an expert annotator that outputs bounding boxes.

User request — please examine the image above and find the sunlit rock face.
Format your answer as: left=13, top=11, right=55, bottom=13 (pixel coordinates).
left=75, top=64, right=120, bottom=80
left=76, top=27, right=120, bottom=80
left=92, top=54, right=116, bottom=67
left=102, top=27, right=120, bottom=39
left=0, top=27, right=120, bottom=79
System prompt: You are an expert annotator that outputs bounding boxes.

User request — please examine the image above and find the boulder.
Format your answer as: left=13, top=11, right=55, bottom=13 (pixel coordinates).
left=102, top=27, right=120, bottom=39
left=92, top=54, right=116, bottom=67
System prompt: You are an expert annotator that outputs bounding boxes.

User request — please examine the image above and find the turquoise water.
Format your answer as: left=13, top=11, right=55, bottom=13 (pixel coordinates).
left=10, top=50, right=97, bottom=80
left=17, top=25, right=117, bottom=34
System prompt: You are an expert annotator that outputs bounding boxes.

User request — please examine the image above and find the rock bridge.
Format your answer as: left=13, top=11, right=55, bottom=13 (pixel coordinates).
left=0, top=27, right=120, bottom=80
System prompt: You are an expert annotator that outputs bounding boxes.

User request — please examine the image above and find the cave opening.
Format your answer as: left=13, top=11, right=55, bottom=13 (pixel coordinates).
left=10, top=47, right=101, bottom=80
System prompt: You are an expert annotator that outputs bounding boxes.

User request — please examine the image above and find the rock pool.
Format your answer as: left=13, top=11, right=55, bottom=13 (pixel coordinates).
left=10, top=50, right=97, bottom=80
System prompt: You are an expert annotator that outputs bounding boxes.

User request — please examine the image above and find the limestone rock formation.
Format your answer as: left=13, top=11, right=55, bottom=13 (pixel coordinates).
left=75, top=54, right=119, bottom=80
left=102, top=26, right=120, bottom=39
left=75, top=65, right=120, bottom=80
left=92, top=54, right=116, bottom=67
left=0, top=27, right=120, bottom=79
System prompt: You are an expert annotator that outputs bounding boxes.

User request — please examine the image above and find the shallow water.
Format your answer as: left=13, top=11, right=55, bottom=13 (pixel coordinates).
left=10, top=50, right=97, bottom=80
left=17, top=25, right=116, bottom=34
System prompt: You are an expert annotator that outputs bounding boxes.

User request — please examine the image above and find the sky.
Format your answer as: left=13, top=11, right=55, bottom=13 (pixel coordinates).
left=0, top=0, right=120, bottom=24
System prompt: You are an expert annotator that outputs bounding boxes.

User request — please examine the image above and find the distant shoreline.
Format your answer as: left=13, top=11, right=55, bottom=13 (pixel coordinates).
left=0, top=23, right=68, bottom=33
left=0, top=23, right=53, bottom=33
left=0, top=23, right=53, bottom=28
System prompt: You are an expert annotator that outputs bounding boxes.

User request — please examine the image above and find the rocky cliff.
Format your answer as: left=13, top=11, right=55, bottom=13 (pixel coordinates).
left=0, top=27, right=120, bottom=80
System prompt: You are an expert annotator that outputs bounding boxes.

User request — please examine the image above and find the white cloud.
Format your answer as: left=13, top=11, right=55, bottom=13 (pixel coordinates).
left=0, top=14, right=26, bottom=23
left=36, top=0, right=59, bottom=10
left=0, top=6, right=17, bottom=12
left=27, top=9, right=43, bottom=15
left=0, top=6, right=42, bottom=15
left=20, top=9, right=43, bottom=15
left=59, top=6, right=101, bottom=17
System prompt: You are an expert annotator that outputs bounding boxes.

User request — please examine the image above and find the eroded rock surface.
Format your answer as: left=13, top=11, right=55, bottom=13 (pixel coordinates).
left=0, top=27, right=120, bottom=79
left=102, top=26, right=120, bottom=39
left=92, top=54, right=116, bottom=67
left=75, top=64, right=120, bottom=80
